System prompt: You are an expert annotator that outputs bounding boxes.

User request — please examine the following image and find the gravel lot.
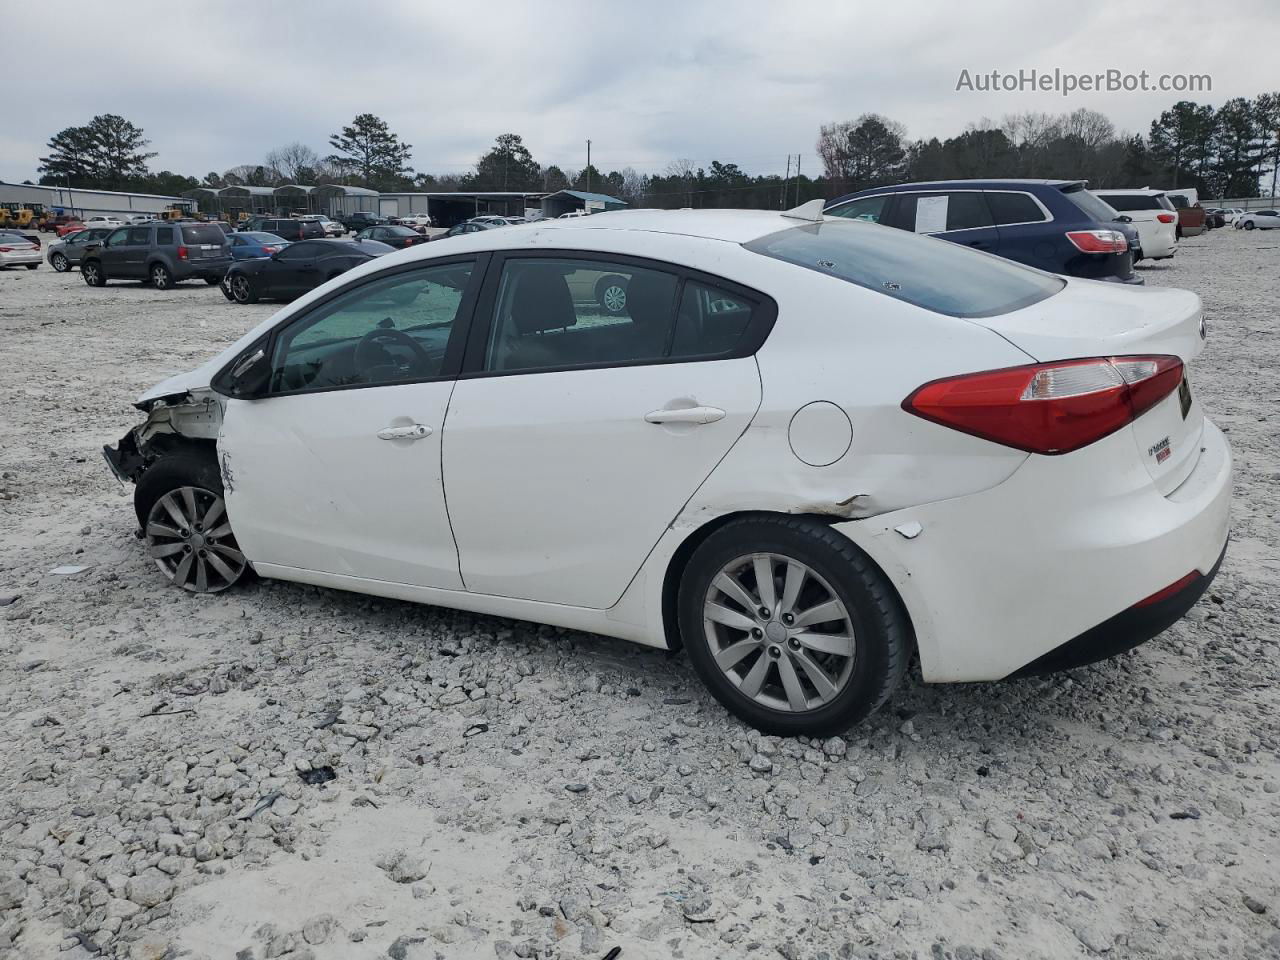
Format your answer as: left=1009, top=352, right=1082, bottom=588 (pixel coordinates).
left=1, top=229, right=1277, bottom=960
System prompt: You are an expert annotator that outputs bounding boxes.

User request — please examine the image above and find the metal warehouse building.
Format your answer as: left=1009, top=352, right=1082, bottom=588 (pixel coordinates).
left=0, top=182, right=191, bottom=219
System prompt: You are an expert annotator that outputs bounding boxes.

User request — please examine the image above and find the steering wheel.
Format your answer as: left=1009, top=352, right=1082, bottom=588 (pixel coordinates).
left=353, top=327, right=432, bottom=376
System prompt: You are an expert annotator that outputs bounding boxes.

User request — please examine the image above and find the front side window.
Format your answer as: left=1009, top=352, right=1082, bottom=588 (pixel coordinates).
left=826, top=194, right=891, bottom=224
left=105, top=227, right=130, bottom=246
left=272, top=262, right=475, bottom=393
left=485, top=258, right=678, bottom=373
left=746, top=221, right=1064, bottom=319
left=275, top=242, right=316, bottom=261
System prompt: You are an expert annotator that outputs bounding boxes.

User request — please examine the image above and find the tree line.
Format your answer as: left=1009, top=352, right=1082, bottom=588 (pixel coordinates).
left=26, top=93, right=1280, bottom=208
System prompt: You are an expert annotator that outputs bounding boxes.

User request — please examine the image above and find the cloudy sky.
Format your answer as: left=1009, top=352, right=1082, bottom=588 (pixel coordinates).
left=4, top=0, right=1276, bottom=183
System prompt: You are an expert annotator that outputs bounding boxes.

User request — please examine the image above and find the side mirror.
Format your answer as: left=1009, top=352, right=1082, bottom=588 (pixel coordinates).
left=211, top=341, right=272, bottom=400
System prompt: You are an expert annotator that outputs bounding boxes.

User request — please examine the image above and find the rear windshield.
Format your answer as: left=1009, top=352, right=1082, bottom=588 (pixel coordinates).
left=181, top=225, right=226, bottom=245
left=746, top=221, right=1064, bottom=318
left=1064, top=187, right=1121, bottom=222
left=1099, top=194, right=1163, bottom=212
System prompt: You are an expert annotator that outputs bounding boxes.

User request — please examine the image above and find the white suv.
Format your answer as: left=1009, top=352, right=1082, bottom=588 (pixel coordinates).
left=1094, top=189, right=1178, bottom=260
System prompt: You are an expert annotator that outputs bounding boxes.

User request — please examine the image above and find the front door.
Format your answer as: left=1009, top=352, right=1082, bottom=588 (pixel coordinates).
left=443, top=253, right=769, bottom=608
left=219, top=257, right=482, bottom=588
left=98, top=227, right=135, bottom=278
left=269, top=242, right=322, bottom=297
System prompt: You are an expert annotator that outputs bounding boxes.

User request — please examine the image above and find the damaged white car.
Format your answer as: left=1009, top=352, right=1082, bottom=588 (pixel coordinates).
left=105, top=203, right=1231, bottom=735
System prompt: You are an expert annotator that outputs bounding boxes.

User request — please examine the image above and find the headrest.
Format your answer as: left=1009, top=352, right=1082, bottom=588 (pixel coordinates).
left=511, top=267, right=576, bottom=335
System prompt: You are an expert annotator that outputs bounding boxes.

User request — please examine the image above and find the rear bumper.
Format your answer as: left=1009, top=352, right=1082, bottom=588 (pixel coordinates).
left=1, top=250, right=41, bottom=266
left=833, top=418, right=1232, bottom=682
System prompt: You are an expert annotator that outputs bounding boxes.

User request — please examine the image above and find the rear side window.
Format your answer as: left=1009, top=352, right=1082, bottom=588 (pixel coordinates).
left=155, top=227, right=174, bottom=245
left=1063, top=187, right=1120, bottom=223
left=985, top=192, right=1047, bottom=225
left=181, top=225, right=225, bottom=245
left=746, top=221, right=1064, bottom=319
left=1099, top=194, right=1161, bottom=212
left=672, top=281, right=755, bottom=357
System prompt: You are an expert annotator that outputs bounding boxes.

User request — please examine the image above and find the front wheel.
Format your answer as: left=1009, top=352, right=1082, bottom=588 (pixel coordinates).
left=51, top=253, right=70, bottom=272
left=82, top=261, right=106, bottom=286
left=134, top=450, right=248, bottom=594
left=1244, top=221, right=1255, bottom=230
left=229, top=273, right=258, bottom=304
left=678, top=515, right=911, bottom=736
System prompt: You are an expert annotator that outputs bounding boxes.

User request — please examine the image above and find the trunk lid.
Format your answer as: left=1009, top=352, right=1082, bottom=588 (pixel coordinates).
left=967, top=279, right=1206, bottom=494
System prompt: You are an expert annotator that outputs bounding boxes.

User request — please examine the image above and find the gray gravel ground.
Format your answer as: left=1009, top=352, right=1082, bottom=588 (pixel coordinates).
left=1, top=229, right=1277, bottom=960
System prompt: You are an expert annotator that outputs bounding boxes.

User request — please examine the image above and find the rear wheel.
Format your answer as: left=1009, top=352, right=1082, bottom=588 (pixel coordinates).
left=678, top=515, right=910, bottom=736
left=82, top=261, right=106, bottom=286
left=134, top=450, right=248, bottom=594
left=150, top=263, right=173, bottom=290
left=51, top=253, right=69, bottom=272
left=595, top=275, right=629, bottom=316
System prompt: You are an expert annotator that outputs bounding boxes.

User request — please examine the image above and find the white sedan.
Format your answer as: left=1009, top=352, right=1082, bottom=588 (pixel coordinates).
left=0, top=235, right=41, bottom=269
left=1234, top=210, right=1280, bottom=230
left=103, top=203, right=1231, bottom=735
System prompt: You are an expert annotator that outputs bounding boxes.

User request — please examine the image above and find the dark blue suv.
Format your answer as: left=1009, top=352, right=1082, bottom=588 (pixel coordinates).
left=825, top=179, right=1141, bottom=284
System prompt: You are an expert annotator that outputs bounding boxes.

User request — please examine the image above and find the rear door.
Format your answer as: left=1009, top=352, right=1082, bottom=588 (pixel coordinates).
left=984, top=190, right=1055, bottom=272
left=885, top=191, right=1001, bottom=253
left=443, top=252, right=770, bottom=608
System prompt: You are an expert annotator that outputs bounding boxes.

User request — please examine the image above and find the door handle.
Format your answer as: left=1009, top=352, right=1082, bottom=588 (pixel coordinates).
left=377, top=424, right=432, bottom=440
left=644, top=406, right=726, bottom=425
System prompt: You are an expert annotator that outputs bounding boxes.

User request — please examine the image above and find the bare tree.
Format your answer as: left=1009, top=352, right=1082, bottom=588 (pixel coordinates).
left=265, top=142, right=323, bottom=184
left=1061, top=108, right=1116, bottom=149
left=1001, top=111, right=1062, bottom=149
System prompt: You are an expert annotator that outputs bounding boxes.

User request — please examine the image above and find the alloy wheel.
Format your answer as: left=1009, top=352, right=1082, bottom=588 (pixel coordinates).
left=52, top=253, right=69, bottom=272
left=82, top=264, right=100, bottom=285
left=602, top=284, right=627, bottom=313
left=231, top=275, right=253, bottom=303
left=145, top=486, right=247, bottom=593
left=703, top=553, right=856, bottom=712
left=152, top=266, right=171, bottom=289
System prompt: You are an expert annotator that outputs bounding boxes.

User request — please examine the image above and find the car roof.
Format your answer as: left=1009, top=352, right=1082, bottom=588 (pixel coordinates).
left=1094, top=187, right=1166, bottom=195
left=432, top=208, right=824, bottom=245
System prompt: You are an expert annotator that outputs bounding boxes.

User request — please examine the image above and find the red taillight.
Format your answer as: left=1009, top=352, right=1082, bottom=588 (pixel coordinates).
left=1134, top=571, right=1200, bottom=607
left=262, top=245, right=277, bottom=254
left=1065, top=229, right=1128, bottom=254
left=0, top=246, right=11, bottom=253
left=1156, top=213, right=1176, bottom=224
left=903, top=355, right=1184, bottom=455
left=177, top=245, right=188, bottom=260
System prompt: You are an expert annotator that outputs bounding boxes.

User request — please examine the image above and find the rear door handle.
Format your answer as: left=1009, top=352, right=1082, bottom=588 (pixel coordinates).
left=644, top=406, right=726, bottom=425
left=377, top=424, right=432, bottom=440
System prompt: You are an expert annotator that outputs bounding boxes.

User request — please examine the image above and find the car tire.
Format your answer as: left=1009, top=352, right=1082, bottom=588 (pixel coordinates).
left=51, top=253, right=70, bottom=272
left=150, top=264, right=173, bottom=289
left=677, top=515, right=911, bottom=736
left=134, top=448, right=249, bottom=594
left=595, top=275, right=629, bottom=316
left=229, top=274, right=258, bottom=304
left=81, top=261, right=106, bottom=287
left=1244, top=221, right=1255, bottom=230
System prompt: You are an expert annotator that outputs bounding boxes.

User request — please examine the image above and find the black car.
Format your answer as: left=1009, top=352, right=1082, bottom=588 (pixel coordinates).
left=433, top=221, right=495, bottom=241
left=340, top=211, right=388, bottom=232
left=238, top=218, right=325, bottom=242
left=221, top=238, right=395, bottom=304
left=354, top=224, right=428, bottom=249
left=80, top=221, right=232, bottom=289
left=826, top=179, right=1141, bottom=284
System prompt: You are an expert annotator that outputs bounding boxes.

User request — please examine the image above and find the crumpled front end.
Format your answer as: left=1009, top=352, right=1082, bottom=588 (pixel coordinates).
left=102, top=388, right=224, bottom=485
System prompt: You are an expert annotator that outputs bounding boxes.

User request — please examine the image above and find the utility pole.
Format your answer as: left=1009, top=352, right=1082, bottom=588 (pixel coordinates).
left=781, top=155, right=791, bottom=208
left=586, top=140, right=592, bottom=192
left=794, top=155, right=802, bottom=207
